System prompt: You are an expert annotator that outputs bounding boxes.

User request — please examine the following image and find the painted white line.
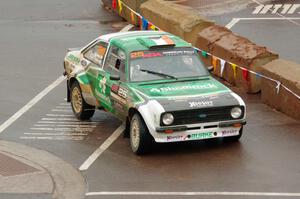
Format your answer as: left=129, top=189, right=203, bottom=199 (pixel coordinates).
left=37, top=121, right=99, bottom=124
left=30, top=127, right=94, bottom=132
left=34, top=124, right=97, bottom=127
left=46, top=114, right=74, bottom=117
left=86, top=191, right=300, bottom=197
left=225, top=18, right=240, bottom=29
left=59, top=102, right=70, bottom=106
left=79, top=124, right=125, bottom=171
left=41, top=117, right=80, bottom=121
left=55, top=106, right=71, bottom=109
left=24, top=132, right=88, bottom=136
left=225, top=17, right=300, bottom=30
left=0, top=76, right=66, bottom=134
left=20, top=136, right=85, bottom=140
left=51, top=109, right=73, bottom=112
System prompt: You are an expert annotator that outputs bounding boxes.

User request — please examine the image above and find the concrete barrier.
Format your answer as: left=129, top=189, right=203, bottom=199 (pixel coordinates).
left=261, top=59, right=300, bottom=121
left=197, top=25, right=278, bottom=93
left=140, top=0, right=214, bottom=46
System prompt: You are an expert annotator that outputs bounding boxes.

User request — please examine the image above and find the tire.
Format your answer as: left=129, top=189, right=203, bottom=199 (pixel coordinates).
left=130, top=114, right=153, bottom=155
left=70, top=81, right=95, bottom=120
left=223, top=127, right=243, bottom=142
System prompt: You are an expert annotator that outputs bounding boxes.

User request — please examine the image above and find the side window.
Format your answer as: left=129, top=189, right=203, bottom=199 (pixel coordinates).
left=84, top=41, right=108, bottom=66
left=104, top=45, right=126, bottom=81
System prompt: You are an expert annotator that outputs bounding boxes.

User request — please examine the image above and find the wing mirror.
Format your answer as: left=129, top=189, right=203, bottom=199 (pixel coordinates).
left=110, top=74, right=120, bottom=81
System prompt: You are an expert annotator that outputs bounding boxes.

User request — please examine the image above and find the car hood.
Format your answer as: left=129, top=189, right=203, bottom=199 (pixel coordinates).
left=131, top=78, right=241, bottom=111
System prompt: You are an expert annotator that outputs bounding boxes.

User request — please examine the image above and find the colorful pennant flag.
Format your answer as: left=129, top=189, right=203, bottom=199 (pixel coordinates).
left=242, top=68, right=249, bottom=81
left=231, top=63, right=237, bottom=78
left=130, top=11, right=135, bottom=24
left=220, top=59, right=226, bottom=77
left=112, top=0, right=117, bottom=10
left=212, top=56, right=218, bottom=73
left=201, top=51, right=208, bottom=58
left=148, top=22, right=156, bottom=30
left=142, top=17, right=148, bottom=30
left=117, top=0, right=122, bottom=14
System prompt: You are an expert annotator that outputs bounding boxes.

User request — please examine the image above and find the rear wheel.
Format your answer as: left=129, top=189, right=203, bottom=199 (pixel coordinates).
left=70, top=81, right=95, bottom=120
left=130, top=114, right=153, bottom=155
left=223, top=127, right=243, bottom=142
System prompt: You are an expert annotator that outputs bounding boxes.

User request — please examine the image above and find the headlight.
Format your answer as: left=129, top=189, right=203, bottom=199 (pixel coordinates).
left=162, top=113, right=174, bottom=125
left=231, top=107, right=242, bottom=119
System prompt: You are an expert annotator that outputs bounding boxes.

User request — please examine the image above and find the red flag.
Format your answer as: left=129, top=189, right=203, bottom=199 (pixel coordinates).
left=112, top=0, right=117, bottom=9
left=242, top=68, right=249, bottom=81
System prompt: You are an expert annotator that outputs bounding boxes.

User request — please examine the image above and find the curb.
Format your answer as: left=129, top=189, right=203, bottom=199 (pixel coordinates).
left=0, top=141, right=86, bottom=199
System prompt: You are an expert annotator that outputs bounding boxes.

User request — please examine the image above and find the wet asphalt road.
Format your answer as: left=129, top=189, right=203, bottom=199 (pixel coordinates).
left=0, top=0, right=300, bottom=199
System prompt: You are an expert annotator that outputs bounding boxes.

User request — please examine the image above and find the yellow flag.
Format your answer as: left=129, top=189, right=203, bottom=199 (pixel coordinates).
left=212, top=56, right=218, bottom=73
left=118, top=0, right=122, bottom=14
left=231, top=63, right=237, bottom=78
left=130, top=11, right=135, bottom=23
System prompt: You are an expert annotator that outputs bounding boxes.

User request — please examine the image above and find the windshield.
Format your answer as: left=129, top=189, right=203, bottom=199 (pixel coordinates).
left=129, top=48, right=209, bottom=82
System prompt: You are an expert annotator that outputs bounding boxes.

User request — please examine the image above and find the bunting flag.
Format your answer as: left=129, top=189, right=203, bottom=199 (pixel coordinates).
left=112, top=0, right=117, bottom=10
left=242, top=68, right=249, bottom=81
left=220, top=59, right=226, bottom=77
left=212, top=56, right=218, bottom=73
left=201, top=51, right=208, bottom=58
left=276, top=81, right=281, bottom=94
left=117, top=0, right=122, bottom=14
left=130, top=11, right=135, bottom=24
left=142, top=17, right=148, bottom=30
left=148, top=22, right=156, bottom=30
left=231, top=63, right=237, bottom=78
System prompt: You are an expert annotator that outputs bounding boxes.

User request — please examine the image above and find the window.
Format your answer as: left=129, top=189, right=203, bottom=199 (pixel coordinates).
left=103, top=45, right=126, bottom=81
left=84, top=41, right=108, bottom=66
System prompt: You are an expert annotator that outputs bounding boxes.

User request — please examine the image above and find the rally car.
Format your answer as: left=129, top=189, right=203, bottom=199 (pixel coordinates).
left=63, top=31, right=246, bottom=154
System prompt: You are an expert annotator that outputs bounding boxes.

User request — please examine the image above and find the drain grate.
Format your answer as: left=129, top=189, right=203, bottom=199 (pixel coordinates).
left=0, top=153, right=39, bottom=176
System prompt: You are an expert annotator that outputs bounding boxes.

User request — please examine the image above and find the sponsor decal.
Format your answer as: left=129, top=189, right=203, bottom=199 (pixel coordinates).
left=67, top=54, right=80, bottom=64
left=95, top=88, right=110, bottom=103
left=188, top=132, right=213, bottom=140
left=150, top=83, right=217, bottom=93
left=130, top=49, right=195, bottom=59
left=99, top=77, right=106, bottom=94
left=118, top=87, right=128, bottom=99
left=222, top=129, right=239, bottom=136
left=167, top=135, right=184, bottom=141
left=189, top=101, right=213, bottom=108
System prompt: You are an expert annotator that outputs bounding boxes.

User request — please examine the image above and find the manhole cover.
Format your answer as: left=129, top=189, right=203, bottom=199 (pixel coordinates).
left=0, top=153, right=39, bottom=176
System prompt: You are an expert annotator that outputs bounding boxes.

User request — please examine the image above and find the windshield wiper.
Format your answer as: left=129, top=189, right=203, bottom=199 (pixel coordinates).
left=140, top=68, right=177, bottom=79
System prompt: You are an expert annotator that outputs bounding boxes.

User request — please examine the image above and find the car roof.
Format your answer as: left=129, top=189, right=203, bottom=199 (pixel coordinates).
left=99, top=31, right=192, bottom=53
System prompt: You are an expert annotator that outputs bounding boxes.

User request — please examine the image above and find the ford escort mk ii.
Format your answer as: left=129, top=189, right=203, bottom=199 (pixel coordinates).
left=63, top=31, right=246, bottom=154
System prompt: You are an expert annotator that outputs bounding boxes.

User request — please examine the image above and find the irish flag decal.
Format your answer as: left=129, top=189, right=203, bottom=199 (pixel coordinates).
left=151, top=35, right=175, bottom=46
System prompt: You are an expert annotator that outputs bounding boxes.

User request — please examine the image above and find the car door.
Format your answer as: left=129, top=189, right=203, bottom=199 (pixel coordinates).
left=82, top=40, right=112, bottom=109
left=102, top=44, right=128, bottom=118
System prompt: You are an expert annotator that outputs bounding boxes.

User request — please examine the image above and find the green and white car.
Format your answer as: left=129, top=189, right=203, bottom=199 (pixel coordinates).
left=63, top=31, right=246, bottom=154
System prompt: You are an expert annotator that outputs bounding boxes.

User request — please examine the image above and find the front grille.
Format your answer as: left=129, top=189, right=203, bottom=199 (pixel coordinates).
left=161, top=106, right=244, bottom=126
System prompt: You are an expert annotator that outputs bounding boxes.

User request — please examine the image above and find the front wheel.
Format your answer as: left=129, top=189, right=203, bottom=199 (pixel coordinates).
left=130, top=114, right=153, bottom=155
left=223, top=127, right=243, bottom=142
left=70, top=81, right=95, bottom=120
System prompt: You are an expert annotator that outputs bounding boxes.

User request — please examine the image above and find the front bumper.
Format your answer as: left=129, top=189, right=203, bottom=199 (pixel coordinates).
left=152, top=119, right=246, bottom=143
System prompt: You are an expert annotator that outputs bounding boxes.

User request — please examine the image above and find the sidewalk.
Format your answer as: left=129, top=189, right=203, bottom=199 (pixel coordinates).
left=0, top=141, right=85, bottom=199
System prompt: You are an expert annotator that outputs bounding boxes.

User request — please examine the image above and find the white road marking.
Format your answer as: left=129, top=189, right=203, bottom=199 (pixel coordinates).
left=34, top=124, right=97, bottom=127
left=24, top=132, right=88, bottom=136
left=51, top=109, right=73, bottom=112
left=79, top=124, right=125, bottom=171
left=20, top=136, right=85, bottom=140
left=30, top=127, right=94, bottom=132
left=85, top=191, right=300, bottom=197
left=225, top=18, right=240, bottom=29
left=251, top=0, right=300, bottom=27
left=225, top=17, right=300, bottom=30
left=41, top=117, right=81, bottom=121
left=37, top=121, right=99, bottom=124
left=0, top=76, right=66, bottom=134
left=59, top=102, right=70, bottom=106
left=55, top=106, right=71, bottom=109
left=46, top=114, right=74, bottom=117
